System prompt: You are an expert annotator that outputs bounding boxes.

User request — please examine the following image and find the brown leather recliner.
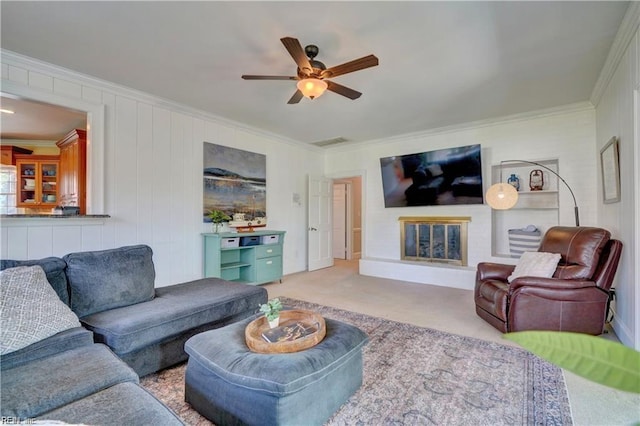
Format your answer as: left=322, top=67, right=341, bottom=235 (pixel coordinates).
left=475, top=226, right=622, bottom=335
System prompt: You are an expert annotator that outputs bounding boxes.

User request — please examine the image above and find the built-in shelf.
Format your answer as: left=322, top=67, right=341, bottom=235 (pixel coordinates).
left=491, top=159, right=560, bottom=257
left=220, top=262, right=252, bottom=270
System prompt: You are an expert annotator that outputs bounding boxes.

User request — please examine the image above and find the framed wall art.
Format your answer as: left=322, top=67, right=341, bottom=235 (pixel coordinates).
left=600, top=136, right=620, bottom=204
left=203, top=142, right=266, bottom=222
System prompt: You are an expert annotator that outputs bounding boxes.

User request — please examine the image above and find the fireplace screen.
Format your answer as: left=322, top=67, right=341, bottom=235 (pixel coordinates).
left=399, top=217, right=470, bottom=266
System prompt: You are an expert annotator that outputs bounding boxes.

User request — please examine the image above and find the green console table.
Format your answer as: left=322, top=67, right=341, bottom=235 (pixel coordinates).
left=202, top=230, right=286, bottom=285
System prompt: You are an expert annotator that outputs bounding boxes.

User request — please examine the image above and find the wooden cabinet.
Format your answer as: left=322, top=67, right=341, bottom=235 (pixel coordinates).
left=1, top=146, right=33, bottom=165
left=56, top=129, right=87, bottom=214
left=203, top=231, right=286, bottom=285
left=15, top=155, right=60, bottom=209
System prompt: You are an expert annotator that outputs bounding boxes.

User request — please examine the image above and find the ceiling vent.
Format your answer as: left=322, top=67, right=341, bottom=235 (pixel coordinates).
left=311, top=137, right=350, bottom=147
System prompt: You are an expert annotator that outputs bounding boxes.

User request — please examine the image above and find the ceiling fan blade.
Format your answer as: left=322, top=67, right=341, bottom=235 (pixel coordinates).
left=326, top=81, right=362, bottom=100
left=242, top=75, right=297, bottom=80
left=287, top=90, right=304, bottom=104
left=280, top=37, right=313, bottom=75
left=321, top=54, right=379, bottom=79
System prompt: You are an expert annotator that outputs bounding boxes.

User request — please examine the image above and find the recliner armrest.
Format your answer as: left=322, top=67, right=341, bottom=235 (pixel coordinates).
left=476, top=262, right=515, bottom=282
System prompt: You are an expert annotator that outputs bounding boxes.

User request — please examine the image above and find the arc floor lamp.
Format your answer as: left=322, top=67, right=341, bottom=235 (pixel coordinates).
left=485, top=160, right=580, bottom=226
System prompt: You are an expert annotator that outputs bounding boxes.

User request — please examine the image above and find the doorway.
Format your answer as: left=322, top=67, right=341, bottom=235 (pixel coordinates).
left=307, top=173, right=363, bottom=271
left=333, top=182, right=348, bottom=259
left=332, top=176, right=362, bottom=260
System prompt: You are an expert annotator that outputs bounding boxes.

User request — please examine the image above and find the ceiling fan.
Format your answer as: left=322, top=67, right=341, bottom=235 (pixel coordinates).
left=242, top=37, right=379, bottom=104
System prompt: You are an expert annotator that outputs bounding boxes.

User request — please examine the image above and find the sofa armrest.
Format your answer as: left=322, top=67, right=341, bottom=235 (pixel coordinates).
left=0, top=327, right=93, bottom=370
left=476, top=262, right=515, bottom=282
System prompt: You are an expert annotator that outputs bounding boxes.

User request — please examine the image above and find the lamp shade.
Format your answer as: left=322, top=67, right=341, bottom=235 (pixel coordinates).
left=297, top=78, right=328, bottom=99
left=485, top=183, right=519, bottom=210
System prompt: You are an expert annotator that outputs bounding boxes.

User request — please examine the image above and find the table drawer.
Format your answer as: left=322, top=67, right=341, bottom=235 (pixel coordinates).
left=255, top=256, right=282, bottom=283
left=255, top=244, right=282, bottom=259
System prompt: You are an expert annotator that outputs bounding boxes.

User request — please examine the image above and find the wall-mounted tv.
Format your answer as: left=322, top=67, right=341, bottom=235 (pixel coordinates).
left=380, top=144, right=483, bottom=207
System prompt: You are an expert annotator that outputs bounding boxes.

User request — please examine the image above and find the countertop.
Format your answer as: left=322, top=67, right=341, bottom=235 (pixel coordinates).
left=0, top=214, right=111, bottom=219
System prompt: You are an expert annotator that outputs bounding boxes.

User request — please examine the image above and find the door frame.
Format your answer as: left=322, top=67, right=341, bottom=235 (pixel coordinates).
left=633, top=87, right=640, bottom=349
left=327, top=169, right=366, bottom=261
left=332, top=181, right=352, bottom=260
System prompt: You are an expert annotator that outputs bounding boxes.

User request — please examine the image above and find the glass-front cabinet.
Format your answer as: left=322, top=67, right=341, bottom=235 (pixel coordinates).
left=15, top=155, right=59, bottom=210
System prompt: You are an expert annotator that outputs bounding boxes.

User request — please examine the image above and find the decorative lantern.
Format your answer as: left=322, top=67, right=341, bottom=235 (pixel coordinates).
left=529, top=169, right=544, bottom=191
left=507, top=174, right=520, bottom=191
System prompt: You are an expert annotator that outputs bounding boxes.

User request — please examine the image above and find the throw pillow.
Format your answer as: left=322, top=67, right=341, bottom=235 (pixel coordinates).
left=1, top=257, right=70, bottom=306
left=426, top=163, right=444, bottom=177
left=507, top=251, right=562, bottom=283
left=1, top=265, right=81, bottom=355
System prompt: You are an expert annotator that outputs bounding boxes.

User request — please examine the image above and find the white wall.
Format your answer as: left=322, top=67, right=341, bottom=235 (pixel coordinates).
left=0, top=51, right=321, bottom=286
left=325, top=105, right=599, bottom=290
left=593, top=22, right=639, bottom=349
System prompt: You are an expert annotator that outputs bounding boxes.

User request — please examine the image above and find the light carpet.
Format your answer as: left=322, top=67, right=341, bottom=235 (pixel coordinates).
left=140, top=297, right=572, bottom=425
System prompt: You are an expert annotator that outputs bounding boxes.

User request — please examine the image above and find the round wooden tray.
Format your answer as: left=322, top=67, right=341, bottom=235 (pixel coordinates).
left=245, top=309, right=326, bottom=354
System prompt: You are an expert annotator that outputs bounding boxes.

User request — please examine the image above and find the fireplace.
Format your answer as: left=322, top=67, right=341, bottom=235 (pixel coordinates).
left=399, top=216, right=470, bottom=266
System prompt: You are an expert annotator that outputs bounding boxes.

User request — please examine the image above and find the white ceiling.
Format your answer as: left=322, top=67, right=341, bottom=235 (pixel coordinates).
left=0, top=1, right=630, bottom=146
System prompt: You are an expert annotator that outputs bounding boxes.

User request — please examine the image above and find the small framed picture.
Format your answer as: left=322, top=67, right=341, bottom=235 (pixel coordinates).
left=600, top=136, right=620, bottom=204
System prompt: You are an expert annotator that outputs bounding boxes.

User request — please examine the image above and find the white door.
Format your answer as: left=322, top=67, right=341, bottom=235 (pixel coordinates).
left=308, top=175, right=334, bottom=271
left=333, top=183, right=347, bottom=259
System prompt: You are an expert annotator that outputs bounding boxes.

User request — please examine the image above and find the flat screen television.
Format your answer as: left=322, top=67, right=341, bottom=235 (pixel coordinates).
left=380, top=144, right=484, bottom=207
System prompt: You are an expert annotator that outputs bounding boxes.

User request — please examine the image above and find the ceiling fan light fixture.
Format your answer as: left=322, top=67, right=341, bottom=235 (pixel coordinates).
left=297, top=78, right=327, bottom=99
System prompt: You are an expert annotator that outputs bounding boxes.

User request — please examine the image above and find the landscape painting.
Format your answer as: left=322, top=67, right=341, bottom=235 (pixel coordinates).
left=203, top=142, right=266, bottom=223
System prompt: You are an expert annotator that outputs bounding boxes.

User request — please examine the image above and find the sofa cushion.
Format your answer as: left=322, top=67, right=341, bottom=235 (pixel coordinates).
left=507, top=251, right=561, bottom=283
left=1, top=343, right=138, bottom=419
left=1, top=257, right=69, bottom=306
left=80, top=278, right=267, bottom=355
left=1, top=266, right=81, bottom=355
left=36, top=382, right=184, bottom=426
left=63, top=245, right=156, bottom=317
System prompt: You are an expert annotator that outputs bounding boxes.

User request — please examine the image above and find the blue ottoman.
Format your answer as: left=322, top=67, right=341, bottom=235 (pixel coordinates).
left=184, top=315, right=368, bottom=426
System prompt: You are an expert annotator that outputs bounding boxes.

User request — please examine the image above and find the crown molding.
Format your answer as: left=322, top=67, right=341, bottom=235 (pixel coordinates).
left=328, top=101, right=594, bottom=152
left=590, top=2, right=640, bottom=106
left=1, top=49, right=313, bottom=152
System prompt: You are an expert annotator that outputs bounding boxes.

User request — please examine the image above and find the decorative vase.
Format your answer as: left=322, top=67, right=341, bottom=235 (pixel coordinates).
left=268, top=316, right=280, bottom=329
left=213, top=223, right=222, bottom=233
left=507, top=174, right=520, bottom=191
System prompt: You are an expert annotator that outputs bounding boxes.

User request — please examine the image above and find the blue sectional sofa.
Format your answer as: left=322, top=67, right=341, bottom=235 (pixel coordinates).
left=1, top=244, right=267, bottom=424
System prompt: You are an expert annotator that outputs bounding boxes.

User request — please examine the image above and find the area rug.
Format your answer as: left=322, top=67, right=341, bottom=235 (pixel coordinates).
left=140, top=297, right=572, bottom=425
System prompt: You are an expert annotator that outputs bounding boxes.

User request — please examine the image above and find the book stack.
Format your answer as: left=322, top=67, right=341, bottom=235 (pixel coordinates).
left=262, top=321, right=319, bottom=343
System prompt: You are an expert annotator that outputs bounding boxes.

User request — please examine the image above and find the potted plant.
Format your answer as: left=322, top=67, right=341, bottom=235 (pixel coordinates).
left=259, top=298, right=283, bottom=328
left=208, top=210, right=231, bottom=233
